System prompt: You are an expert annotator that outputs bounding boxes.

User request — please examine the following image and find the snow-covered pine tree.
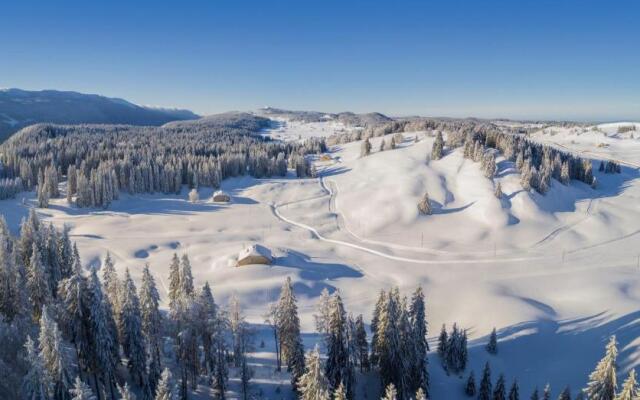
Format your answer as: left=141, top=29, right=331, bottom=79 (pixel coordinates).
left=543, top=384, right=551, bottom=400
left=22, top=336, right=53, bottom=400
left=494, top=374, right=506, bottom=400
left=382, top=383, right=398, bottom=400
left=530, top=387, right=539, bottom=400
left=377, top=288, right=406, bottom=398
left=557, top=386, right=570, bottom=400
left=560, top=161, right=570, bottom=185
left=334, top=382, right=348, bottom=400
left=154, top=368, right=176, bottom=400
left=57, top=227, right=74, bottom=280
left=584, top=336, right=618, bottom=400
left=179, top=254, right=194, bottom=298
left=466, top=371, right=476, bottom=396
left=69, top=376, right=96, bottom=400
left=139, top=264, right=163, bottom=389
left=275, top=277, right=305, bottom=390
left=370, top=290, right=386, bottom=367
left=118, top=268, right=148, bottom=386
left=478, top=363, right=492, bottom=400
left=168, top=253, right=181, bottom=317
left=188, top=188, right=199, bottom=203
left=615, top=370, right=639, bottom=400
left=117, top=382, right=137, bottom=400
left=417, top=191, right=432, bottom=215
left=298, top=345, right=330, bottom=400
left=39, top=305, right=72, bottom=400
left=487, top=328, right=498, bottom=354
left=409, top=286, right=429, bottom=395
left=379, top=139, right=386, bottom=152
left=354, top=314, right=369, bottom=372
left=58, top=250, right=92, bottom=374
left=27, top=242, right=51, bottom=320
left=87, top=267, right=118, bottom=399
left=196, top=281, right=218, bottom=376
left=101, top=252, right=119, bottom=312
left=416, top=388, right=427, bottom=400
left=325, top=293, right=354, bottom=399
left=314, top=287, right=332, bottom=339
left=213, top=336, right=228, bottom=400
left=437, top=324, right=448, bottom=366
left=431, top=131, right=444, bottom=160
left=508, top=380, right=519, bottom=400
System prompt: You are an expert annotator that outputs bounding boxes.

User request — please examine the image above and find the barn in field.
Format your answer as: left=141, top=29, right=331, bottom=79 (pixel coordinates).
left=237, top=244, right=273, bottom=266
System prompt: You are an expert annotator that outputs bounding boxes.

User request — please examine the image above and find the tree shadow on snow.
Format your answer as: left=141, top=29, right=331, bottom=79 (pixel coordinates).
left=451, top=311, right=640, bottom=399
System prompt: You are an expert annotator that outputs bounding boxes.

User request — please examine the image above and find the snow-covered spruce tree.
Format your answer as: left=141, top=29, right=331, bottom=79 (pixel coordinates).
left=196, top=281, right=218, bottom=376
left=140, top=263, right=163, bottom=390
left=417, top=191, right=432, bottom=215
left=494, top=374, right=506, bottom=400
left=409, top=286, right=429, bottom=395
left=325, top=292, right=354, bottom=399
left=478, top=362, right=492, bottom=400
left=560, top=161, right=570, bottom=185
left=86, top=267, right=119, bottom=400
left=298, top=345, right=330, bottom=400
left=543, top=383, right=551, bottom=400
left=57, top=227, right=74, bottom=281
left=58, top=249, right=92, bottom=374
left=39, top=305, right=72, bottom=400
left=465, top=371, right=476, bottom=396
left=314, top=287, right=332, bottom=340
left=584, top=336, right=618, bottom=400
left=168, top=253, right=181, bottom=317
left=530, top=387, right=539, bottom=400
left=275, top=277, right=305, bottom=390
left=493, top=374, right=507, bottom=400
left=380, top=139, right=386, bottom=152
left=44, top=224, right=62, bottom=298
left=487, top=328, right=498, bottom=354
left=382, top=383, right=398, bottom=400
left=370, top=290, right=386, bottom=367
left=415, top=388, right=427, bottom=400
left=22, top=335, right=53, bottom=400
left=354, top=314, right=369, bottom=372
left=508, top=380, right=519, bottom=400
left=117, top=382, right=137, bottom=400
left=437, top=324, right=448, bottom=367
left=360, top=138, right=372, bottom=157
left=20, top=208, right=42, bottom=269
left=482, top=152, right=497, bottom=178
left=238, top=323, right=254, bottom=400
left=213, top=335, right=228, bottom=400
left=377, top=288, right=407, bottom=398
left=174, top=293, right=200, bottom=392
left=69, top=376, right=96, bottom=400
left=616, top=369, right=639, bottom=400
left=431, top=131, right=444, bottom=160
left=118, top=268, right=148, bottom=386
left=557, top=386, right=571, bottom=400
left=0, top=226, right=22, bottom=322
left=37, top=183, right=50, bottom=208
left=180, top=254, right=194, bottom=299
left=154, top=368, right=176, bottom=400
left=27, top=242, right=51, bottom=321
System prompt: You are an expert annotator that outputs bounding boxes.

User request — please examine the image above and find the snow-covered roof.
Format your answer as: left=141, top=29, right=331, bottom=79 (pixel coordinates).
left=238, top=244, right=272, bottom=262
left=214, top=190, right=229, bottom=197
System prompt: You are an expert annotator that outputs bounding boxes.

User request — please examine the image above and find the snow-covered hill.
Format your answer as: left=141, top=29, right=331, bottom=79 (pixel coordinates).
left=1, top=118, right=639, bottom=398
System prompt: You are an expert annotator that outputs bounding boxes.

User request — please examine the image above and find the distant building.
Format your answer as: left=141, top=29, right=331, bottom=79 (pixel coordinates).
left=237, top=244, right=273, bottom=267
left=212, top=190, right=231, bottom=203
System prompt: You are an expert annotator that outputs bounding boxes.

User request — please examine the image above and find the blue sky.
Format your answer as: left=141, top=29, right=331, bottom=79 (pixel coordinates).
left=1, top=0, right=639, bottom=121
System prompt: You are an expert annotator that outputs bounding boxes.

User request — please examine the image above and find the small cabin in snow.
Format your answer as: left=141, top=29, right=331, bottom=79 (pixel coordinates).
left=237, top=244, right=273, bottom=267
left=212, top=190, right=231, bottom=203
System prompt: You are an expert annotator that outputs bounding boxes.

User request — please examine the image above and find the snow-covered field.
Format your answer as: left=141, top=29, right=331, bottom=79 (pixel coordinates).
left=2, top=119, right=640, bottom=398
left=260, top=117, right=358, bottom=142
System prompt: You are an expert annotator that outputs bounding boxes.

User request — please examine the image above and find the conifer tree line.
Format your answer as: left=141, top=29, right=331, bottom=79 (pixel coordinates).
left=1, top=210, right=637, bottom=399
left=0, top=113, right=326, bottom=208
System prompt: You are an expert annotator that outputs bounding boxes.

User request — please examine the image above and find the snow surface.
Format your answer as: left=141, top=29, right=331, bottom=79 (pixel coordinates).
left=1, top=121, right=640, bottom=398
left=259, top=117, right=359, bottom=142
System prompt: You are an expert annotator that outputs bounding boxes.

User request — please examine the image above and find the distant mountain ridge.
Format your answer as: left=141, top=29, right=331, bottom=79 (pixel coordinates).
left=0, top=88, right=199, bottom=142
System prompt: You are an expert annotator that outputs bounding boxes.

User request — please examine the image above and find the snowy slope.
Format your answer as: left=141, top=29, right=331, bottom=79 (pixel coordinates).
left=1, top=121, right=639, bottom=399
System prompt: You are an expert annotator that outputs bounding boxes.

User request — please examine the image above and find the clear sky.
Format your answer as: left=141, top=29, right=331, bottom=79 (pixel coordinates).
left=1, top=0, right=639, bottom=121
